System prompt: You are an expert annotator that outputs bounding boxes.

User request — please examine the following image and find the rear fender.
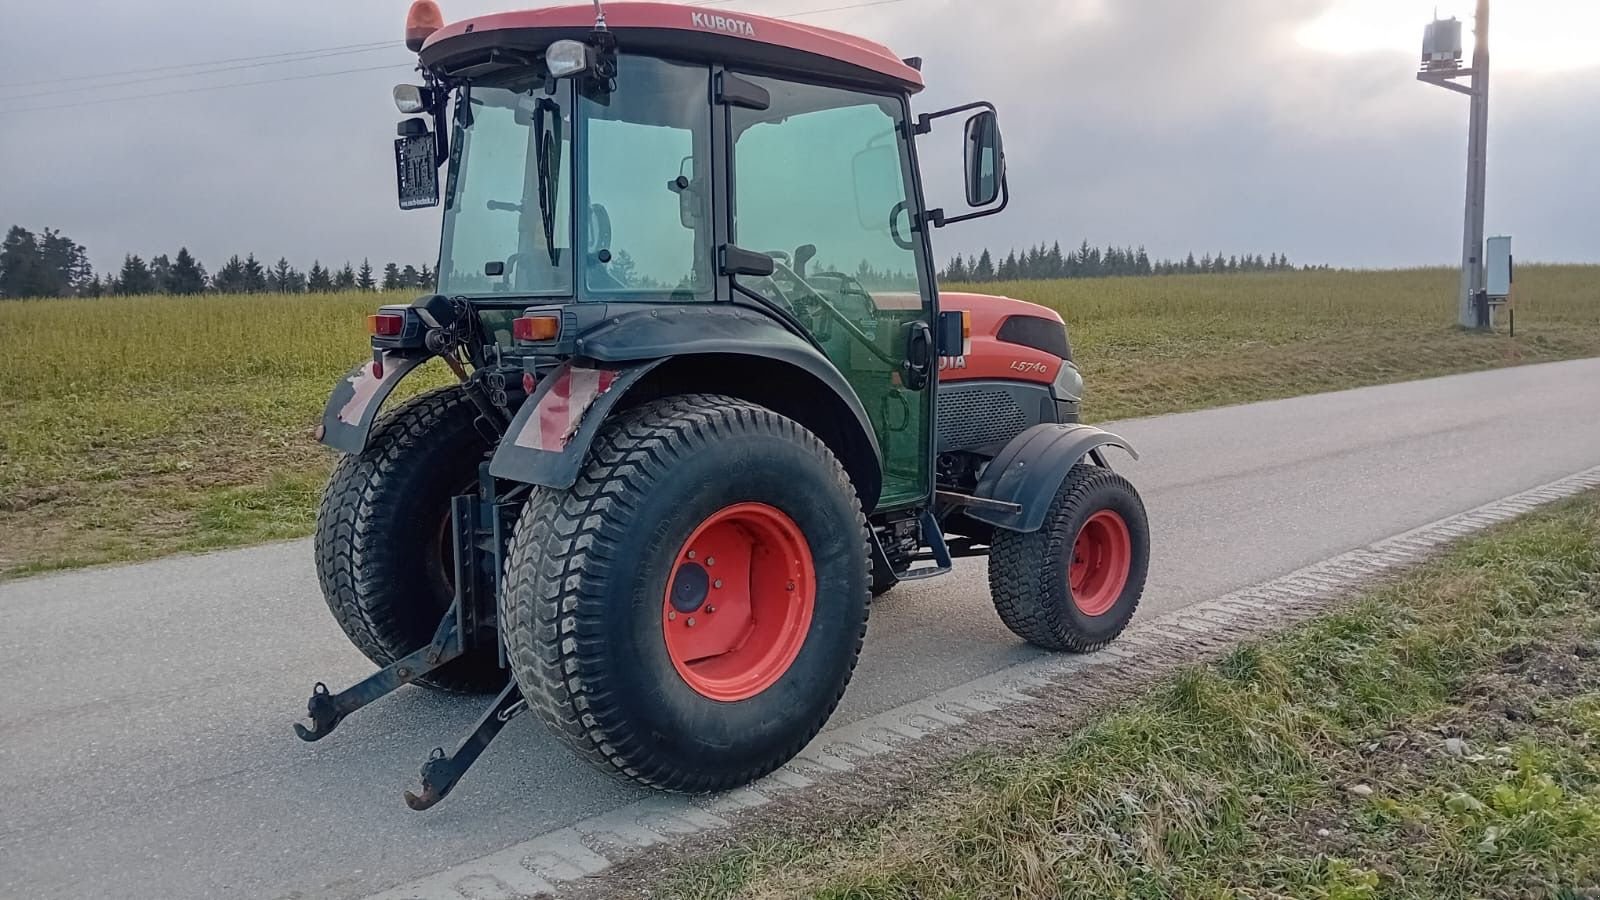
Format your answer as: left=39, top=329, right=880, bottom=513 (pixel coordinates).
left=317, top=353, right=432, bottom=454
left=966, top=424, right=1138, bottom=533
left=488, top=360, right=665, bottom=488
left=493, top=305, right=884, bottom=506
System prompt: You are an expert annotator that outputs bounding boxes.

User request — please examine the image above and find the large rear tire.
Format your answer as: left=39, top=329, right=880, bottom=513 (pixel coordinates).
left=501, top=394, right=871, bottom=791
left=313, top=387, right=506, bottom=694
left=988, top=464, right=1149, bottom=652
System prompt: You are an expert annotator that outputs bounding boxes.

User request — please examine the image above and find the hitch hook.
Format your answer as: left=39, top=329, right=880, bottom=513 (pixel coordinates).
left=404, top=682, right=526, bottom=811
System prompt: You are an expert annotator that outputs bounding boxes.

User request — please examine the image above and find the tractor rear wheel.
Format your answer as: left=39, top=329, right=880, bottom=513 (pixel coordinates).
left=988, top=464, right=1149, bottom=652
left=501, top=394, right=871, bottom=791
left=314, top=386, right=506, bottom=694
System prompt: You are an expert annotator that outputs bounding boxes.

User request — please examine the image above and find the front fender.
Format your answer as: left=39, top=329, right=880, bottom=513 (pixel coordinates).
left=489, top=360, right=665, bottom=488
left=966, top=424, right=1139, bottom=533
left=317, top=352, right=432, bottom=454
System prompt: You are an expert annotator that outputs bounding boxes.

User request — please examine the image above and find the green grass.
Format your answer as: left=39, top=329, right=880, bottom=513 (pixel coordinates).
left=1, top=266, right=1597, bottom=577
left=655, top=493, right=1600, bottom=899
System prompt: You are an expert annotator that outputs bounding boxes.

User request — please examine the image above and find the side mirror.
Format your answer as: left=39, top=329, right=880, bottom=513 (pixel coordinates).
left=913, top=101, right=1009, bottom=228
left=670, top=156, right=700, bottom=230
left=963, top=111, right=1005, bottom=208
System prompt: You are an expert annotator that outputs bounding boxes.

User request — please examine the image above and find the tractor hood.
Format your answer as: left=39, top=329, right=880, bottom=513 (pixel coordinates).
left=939, top=292, right=1073, bottom=386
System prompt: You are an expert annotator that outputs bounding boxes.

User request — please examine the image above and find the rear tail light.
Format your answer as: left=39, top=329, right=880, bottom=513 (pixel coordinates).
left=368, top=313, right=406, bottom=337
left=514, top=315, right=561, bottom=343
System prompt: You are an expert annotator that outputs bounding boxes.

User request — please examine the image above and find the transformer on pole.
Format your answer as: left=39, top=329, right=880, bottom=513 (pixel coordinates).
left=1417, top=0, right=1491, bottom=329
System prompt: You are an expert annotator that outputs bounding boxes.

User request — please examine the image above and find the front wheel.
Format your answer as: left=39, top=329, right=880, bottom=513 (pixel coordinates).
left=501, top=394, right=871, bottom=791
left=988, top=464, right=1149, bottom=652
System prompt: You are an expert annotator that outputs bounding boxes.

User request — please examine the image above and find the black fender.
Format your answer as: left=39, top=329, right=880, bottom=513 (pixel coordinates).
left=317, top=352, right=432, bottom=454
left=490, top=304, right=884, bottom=504
left=966, top=423, right=1139, bottom=533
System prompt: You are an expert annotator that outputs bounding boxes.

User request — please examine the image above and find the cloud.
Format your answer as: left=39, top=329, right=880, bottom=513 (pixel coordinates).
left=0, top=0, right=1593, bottom=276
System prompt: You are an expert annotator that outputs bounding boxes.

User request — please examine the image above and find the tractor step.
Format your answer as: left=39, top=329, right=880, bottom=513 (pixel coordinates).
left=895, top=509, right=955, bottom=582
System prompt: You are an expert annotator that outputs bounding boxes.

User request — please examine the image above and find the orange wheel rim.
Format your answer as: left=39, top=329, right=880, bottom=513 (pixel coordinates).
left=1068, top=509, right=1132, bottom=617
left=662, top=503, right=815, bottom=702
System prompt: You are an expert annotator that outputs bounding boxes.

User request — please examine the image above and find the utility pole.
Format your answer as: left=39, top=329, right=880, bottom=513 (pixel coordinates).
left=1419, top=0, right=1492, bottom=329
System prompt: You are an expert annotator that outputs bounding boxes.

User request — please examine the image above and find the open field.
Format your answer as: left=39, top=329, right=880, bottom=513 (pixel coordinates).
left=647, top=493, right=1600, bottom=899
left=1, top=265, right=1596, bottom=578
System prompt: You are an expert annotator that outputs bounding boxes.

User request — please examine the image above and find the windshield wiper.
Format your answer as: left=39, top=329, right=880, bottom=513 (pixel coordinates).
left=533, top=98, right=561, bottom=268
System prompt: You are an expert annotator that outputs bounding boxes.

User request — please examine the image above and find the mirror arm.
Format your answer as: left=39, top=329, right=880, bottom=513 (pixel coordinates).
left=923, top=175, right=1009, bottom=229
left=914, top=100, right=997, bottom=135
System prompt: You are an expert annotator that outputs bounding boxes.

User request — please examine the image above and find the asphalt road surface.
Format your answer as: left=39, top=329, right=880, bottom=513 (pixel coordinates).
left=4, top=358, right=1598, bottom=900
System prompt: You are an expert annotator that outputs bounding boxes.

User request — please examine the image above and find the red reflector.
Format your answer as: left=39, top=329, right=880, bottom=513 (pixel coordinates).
left=522, top=372, right=537, bottom=394
left=514, top=315, right=560, bottom=342
left=368, top=313, right=406, bottom=337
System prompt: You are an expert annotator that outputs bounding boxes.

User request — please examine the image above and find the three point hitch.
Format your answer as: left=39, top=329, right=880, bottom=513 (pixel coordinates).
left=293, top=472, right=528, bottom=810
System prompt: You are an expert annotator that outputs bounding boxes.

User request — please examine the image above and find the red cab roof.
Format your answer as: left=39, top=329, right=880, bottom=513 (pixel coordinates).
left=419, top=2, right=923, bottom=93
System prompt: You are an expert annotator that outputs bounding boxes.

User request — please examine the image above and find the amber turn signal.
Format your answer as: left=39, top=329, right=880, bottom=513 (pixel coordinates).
left=513, top=315, right=561, bottom=343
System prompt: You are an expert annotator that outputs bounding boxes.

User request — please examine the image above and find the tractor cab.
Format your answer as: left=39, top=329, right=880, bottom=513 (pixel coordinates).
left=387, top=1, right=1008, bottom=508
left=300, top=0, right=1145, bottom=812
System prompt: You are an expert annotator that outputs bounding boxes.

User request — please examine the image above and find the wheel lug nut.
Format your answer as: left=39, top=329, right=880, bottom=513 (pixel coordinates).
left=713, top=579, right=723, bottom=589
left=707, top=606, right=717, bottom=614
left=706, top=557, right=715, bottom=566
left=786, top=581, right=795, bottom=591
left=668, top=611, right=677, bottom=621
left=687, top=617, right=697, bottom=627
left=687, top=550, right=697, bottom=560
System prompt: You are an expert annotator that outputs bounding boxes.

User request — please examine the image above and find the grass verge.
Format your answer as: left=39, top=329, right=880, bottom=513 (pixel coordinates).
left=2, top=266, right=1597, bottom=577
left=650, top=493, right=1600, bottom=899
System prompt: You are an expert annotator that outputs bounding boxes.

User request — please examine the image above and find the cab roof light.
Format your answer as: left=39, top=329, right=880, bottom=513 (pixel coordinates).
left=393, top=84, right=428, bottom=114
left=405, top=0, right=445, bottom=52
left=545, top=40, right=592, bottom=79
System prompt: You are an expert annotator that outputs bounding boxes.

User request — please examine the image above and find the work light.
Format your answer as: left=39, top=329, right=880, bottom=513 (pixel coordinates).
left=545, top=40, right=592, bottom=78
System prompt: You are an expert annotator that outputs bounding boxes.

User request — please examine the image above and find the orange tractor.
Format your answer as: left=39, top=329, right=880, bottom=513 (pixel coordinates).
left=299, top=0, right=1149, bottom=808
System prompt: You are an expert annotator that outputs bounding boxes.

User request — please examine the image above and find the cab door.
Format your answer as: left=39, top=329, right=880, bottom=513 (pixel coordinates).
left=725, top=74, right=935, bottom=510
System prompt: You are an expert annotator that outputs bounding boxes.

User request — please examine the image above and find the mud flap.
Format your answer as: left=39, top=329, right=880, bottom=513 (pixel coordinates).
left=317, top=353, right=432, bottom=454
left=966, top=423, right=1138, bottom=533
left=488, top=360, right=665, bottom=489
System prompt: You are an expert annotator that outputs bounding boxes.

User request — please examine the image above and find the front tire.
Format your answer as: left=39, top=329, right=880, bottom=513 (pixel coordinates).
left=313, top=387, right=506, bottom=694
left=988, top=464, right=1149, bottom=652
left=501, top=394, right=871, bottom=791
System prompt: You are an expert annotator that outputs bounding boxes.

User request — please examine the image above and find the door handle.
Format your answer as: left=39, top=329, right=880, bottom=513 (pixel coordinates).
left=903, top=322, right=933, bottom=391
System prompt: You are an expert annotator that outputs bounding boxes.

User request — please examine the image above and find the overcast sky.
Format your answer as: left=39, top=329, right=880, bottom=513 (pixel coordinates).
left=1, top=0, right=1595, bottom=276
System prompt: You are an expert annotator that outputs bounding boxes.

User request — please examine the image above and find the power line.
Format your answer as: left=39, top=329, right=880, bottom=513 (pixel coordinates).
left=2, top=45, right=403, bottom=102
left=0, top=40, right=396, bottom=91
left=2, top=63, right=415, bottom=114
left=0, top=0, right=752, bottom=90
left=0, top=0, right=916, bottom=115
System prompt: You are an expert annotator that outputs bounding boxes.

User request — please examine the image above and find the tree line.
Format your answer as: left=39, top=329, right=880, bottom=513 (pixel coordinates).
left=3, top=223, right=1324, bottom=300
left=944, top=241, right=1313, bottom=282
left=0, top=225, right=435, bottom=299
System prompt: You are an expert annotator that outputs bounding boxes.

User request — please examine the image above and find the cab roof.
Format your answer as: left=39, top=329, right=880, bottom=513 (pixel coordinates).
left=418, top=1, right=924, bottom=94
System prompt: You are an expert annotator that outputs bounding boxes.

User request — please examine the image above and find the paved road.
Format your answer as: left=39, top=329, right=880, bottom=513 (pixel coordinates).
left=4, top=358, right=1598, bottom=900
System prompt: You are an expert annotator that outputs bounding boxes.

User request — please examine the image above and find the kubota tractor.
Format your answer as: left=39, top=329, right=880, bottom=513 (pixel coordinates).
left=299, top=0, right=1149, bottom=809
